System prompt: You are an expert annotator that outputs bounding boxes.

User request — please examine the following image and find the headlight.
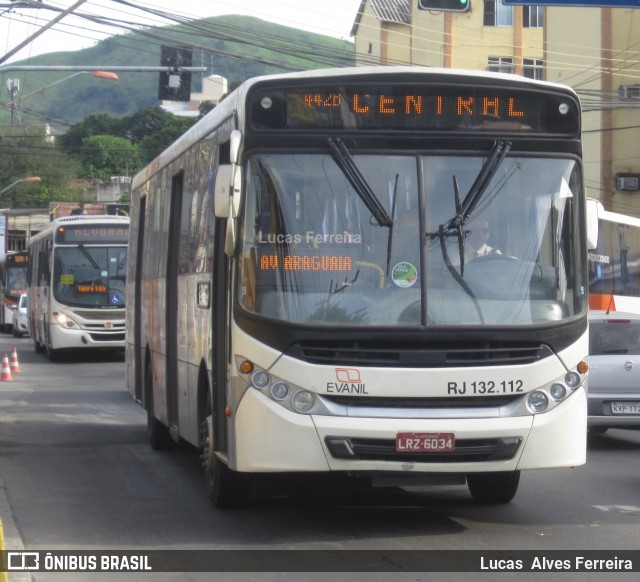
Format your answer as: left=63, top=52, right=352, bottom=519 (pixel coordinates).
left=238, top=358, right=321, bottom=415
left=565, top=371, right=581, bottom=389
left=251, top=370, right=270, bottom=390
left=271, top=382, right=289, bottom=400
left=527, top=391, right=549, bottom=413
left=550, top=383, right=567, bottom=401
left=52, top=311, right=79, bottom=329
left=292, top=390, right=315, bottom=413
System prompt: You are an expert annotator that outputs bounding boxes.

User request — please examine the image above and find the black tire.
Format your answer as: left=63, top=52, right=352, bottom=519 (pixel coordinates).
left=145, top=366, right=172, bottom=450
left=201, top=393, right=250, bottom=508
left=467, top=471, right=520, bottom=504
left=46, top=343, right=59, bottom=362
left=34, top=339, right=44, bottom=354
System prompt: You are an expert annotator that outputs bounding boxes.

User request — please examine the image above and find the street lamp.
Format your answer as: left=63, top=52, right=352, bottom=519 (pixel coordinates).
left=4, top=71, right=119, bottom=122
left=0, top=176, right=41, bottom=196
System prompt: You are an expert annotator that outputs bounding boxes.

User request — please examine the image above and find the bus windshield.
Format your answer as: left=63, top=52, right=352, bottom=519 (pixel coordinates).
left=6, top=265, right=27, bottom=298
left=52, top=246, right=127, bottom=308
left=238, top=152, right=584, bottom=327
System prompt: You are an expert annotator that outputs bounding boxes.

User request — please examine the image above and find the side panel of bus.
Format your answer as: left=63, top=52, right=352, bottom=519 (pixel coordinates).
left=27, top=236, right=51, bottom=352
left=129, top=124, right=229, bottom=450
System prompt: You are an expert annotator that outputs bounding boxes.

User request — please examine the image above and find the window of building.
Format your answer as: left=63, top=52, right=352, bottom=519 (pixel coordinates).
left=488, top=56, right=514, bottom=74
left=484, top=1, right=513, bottom=27
left=523, top=5, right=544, bottom=28
left=523, top=58, right=544, bottom=80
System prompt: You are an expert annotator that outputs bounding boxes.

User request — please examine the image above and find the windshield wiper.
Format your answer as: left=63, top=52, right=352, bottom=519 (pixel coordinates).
left=386, top=174, right=400, bottom=275
left=433, top=140, right=512, bottom=276
left=328, top=138, right=393, bottom=228
left=78, top=243, right=100, bottom=271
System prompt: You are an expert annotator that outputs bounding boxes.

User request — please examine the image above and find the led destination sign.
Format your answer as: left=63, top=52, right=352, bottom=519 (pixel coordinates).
left=55, top=225, right=129, bottom=245
left=6, top=254, right=28, bottom=264
left=250, top=83, right=579, bottom=134
left=260, top=254, right=353, bottom=272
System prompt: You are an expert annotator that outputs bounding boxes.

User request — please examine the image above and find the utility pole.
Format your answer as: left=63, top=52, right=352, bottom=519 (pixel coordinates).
left=5, top=78, right=19, bottom=124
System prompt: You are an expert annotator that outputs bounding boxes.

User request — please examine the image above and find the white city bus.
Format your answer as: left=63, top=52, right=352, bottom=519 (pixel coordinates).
left=28, top=215, right=129, bottom=360
left=0, top=250, right=29, bottom=333
left=588, top=198, right=640, bottom=314
left=126, top=67, right=589, bottom=507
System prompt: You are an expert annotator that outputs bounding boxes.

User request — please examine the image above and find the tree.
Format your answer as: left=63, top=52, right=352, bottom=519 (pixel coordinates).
left=0, top=125, right=81, bottom=208
left=138, top=115, right=194, bottom=163
left=77, top=135, right=144, bottom=182
left=57, top=113, right=126, bottom=155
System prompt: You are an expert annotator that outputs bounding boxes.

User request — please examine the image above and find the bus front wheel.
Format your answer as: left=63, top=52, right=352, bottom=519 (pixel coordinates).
left=467, top=471, right=520, bottom=504
left=201, top=406, right=249, bottom=509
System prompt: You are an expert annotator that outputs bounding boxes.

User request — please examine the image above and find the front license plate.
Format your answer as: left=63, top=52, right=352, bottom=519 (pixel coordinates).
left=611, top=401, right=640, bottom=415
left=395, top=432, right=455, bottom=452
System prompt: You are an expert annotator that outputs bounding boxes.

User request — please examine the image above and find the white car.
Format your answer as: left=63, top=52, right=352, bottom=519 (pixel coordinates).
left=588, top=310, right=640, bottom=433
left=12, top=293, right=28, bottom=337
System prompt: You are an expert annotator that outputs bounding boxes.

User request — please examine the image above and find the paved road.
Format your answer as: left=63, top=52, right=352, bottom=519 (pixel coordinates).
left=1, top=334, right=640, bottom=581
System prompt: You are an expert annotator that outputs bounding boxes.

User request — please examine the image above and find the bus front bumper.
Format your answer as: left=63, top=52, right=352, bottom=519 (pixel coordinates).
left=232, top=387, right=586, bottom=474
left=50, top=322, right=125, bottom=350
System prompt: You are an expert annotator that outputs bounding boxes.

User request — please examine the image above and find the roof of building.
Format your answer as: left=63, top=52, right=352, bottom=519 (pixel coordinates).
left=351, top=0, right=411, bottom=36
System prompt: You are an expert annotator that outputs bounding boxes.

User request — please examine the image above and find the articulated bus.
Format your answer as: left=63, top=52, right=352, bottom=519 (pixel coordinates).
left=28, top=215, right=129, bottom=360
left=0, top=250, right=29, bottom=333
left=126, top=67, right=589, bottom=507
left=588, top=198, right=640, bottom=314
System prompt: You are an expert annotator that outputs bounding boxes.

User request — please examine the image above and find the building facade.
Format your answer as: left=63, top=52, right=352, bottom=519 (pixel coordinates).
left=351, top=1, right=640, bottom=216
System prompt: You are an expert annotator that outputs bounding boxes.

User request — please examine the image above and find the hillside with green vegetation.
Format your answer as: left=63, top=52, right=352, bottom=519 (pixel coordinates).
left=0, top=14, right=354, bottom=130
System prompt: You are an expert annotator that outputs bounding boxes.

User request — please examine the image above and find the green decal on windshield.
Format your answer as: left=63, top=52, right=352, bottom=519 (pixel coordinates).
left=391, top=262, right=417, bottom=288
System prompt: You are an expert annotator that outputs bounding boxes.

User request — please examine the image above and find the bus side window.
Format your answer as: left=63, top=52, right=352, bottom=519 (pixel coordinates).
left=38, top=250, right=50, bottom=282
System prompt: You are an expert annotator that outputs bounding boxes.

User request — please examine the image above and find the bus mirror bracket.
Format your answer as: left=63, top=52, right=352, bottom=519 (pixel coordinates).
left=586, top=198, right=600, bottom=250
left=230, top=165, right=242, bottom=218
left=230, top=129, right=242, bottom=165
left=224, top=216, right=236, bottom=257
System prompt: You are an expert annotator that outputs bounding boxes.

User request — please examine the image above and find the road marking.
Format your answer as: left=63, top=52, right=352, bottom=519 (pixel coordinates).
left=594, top=505, right=640, bottom=514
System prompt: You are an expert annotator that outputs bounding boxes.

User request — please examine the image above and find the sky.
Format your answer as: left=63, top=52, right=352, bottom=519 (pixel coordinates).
left=0, top=0, right=363, bottom=64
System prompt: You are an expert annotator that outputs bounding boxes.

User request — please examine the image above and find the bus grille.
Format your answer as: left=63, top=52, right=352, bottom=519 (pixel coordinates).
left=322, top=395, right=521, bottom=409
left=72, top=310, right=124, bottom=320
left=88, top=332, right=125, bottom=342
left=288, top=341, right=551, bottom=368
left=325, top=436, right=522, bottom=463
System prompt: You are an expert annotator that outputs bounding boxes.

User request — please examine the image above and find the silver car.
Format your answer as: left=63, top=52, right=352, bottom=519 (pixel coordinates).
left=11, top=293, right=29, bottom=338
left=588, top=310, right=640, bottom=433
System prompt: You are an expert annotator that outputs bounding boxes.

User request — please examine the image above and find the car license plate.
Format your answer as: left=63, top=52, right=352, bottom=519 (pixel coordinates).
left=395, top=432, right=455, bottom=452
left=611, top=402, right=640, bottom=415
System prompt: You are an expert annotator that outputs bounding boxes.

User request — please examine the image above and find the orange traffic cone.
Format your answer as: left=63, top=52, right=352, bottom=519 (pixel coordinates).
left=10, top=347, right=20, bottom=374
left=1, top=354, right=12, bottom=382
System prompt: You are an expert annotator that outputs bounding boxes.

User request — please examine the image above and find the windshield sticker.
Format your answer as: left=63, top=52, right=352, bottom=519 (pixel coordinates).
left=391, top=262, right=417, bottom=288
left=60, top=274, right=74, bottom=285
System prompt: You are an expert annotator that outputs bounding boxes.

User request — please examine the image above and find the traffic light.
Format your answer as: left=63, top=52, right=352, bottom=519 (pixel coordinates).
left=418, top=0, right=470, bottom=12
left=158, top=46, right=192, bottom=102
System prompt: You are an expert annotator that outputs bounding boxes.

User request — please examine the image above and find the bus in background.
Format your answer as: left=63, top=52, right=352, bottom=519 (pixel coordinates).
left=28, top=215, right=129, bottom=361
left=0, top=250, right=29, bottom=333
left=588, top=198, right=640, bottom=314
left=126, top=67, right=589, bottom=507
